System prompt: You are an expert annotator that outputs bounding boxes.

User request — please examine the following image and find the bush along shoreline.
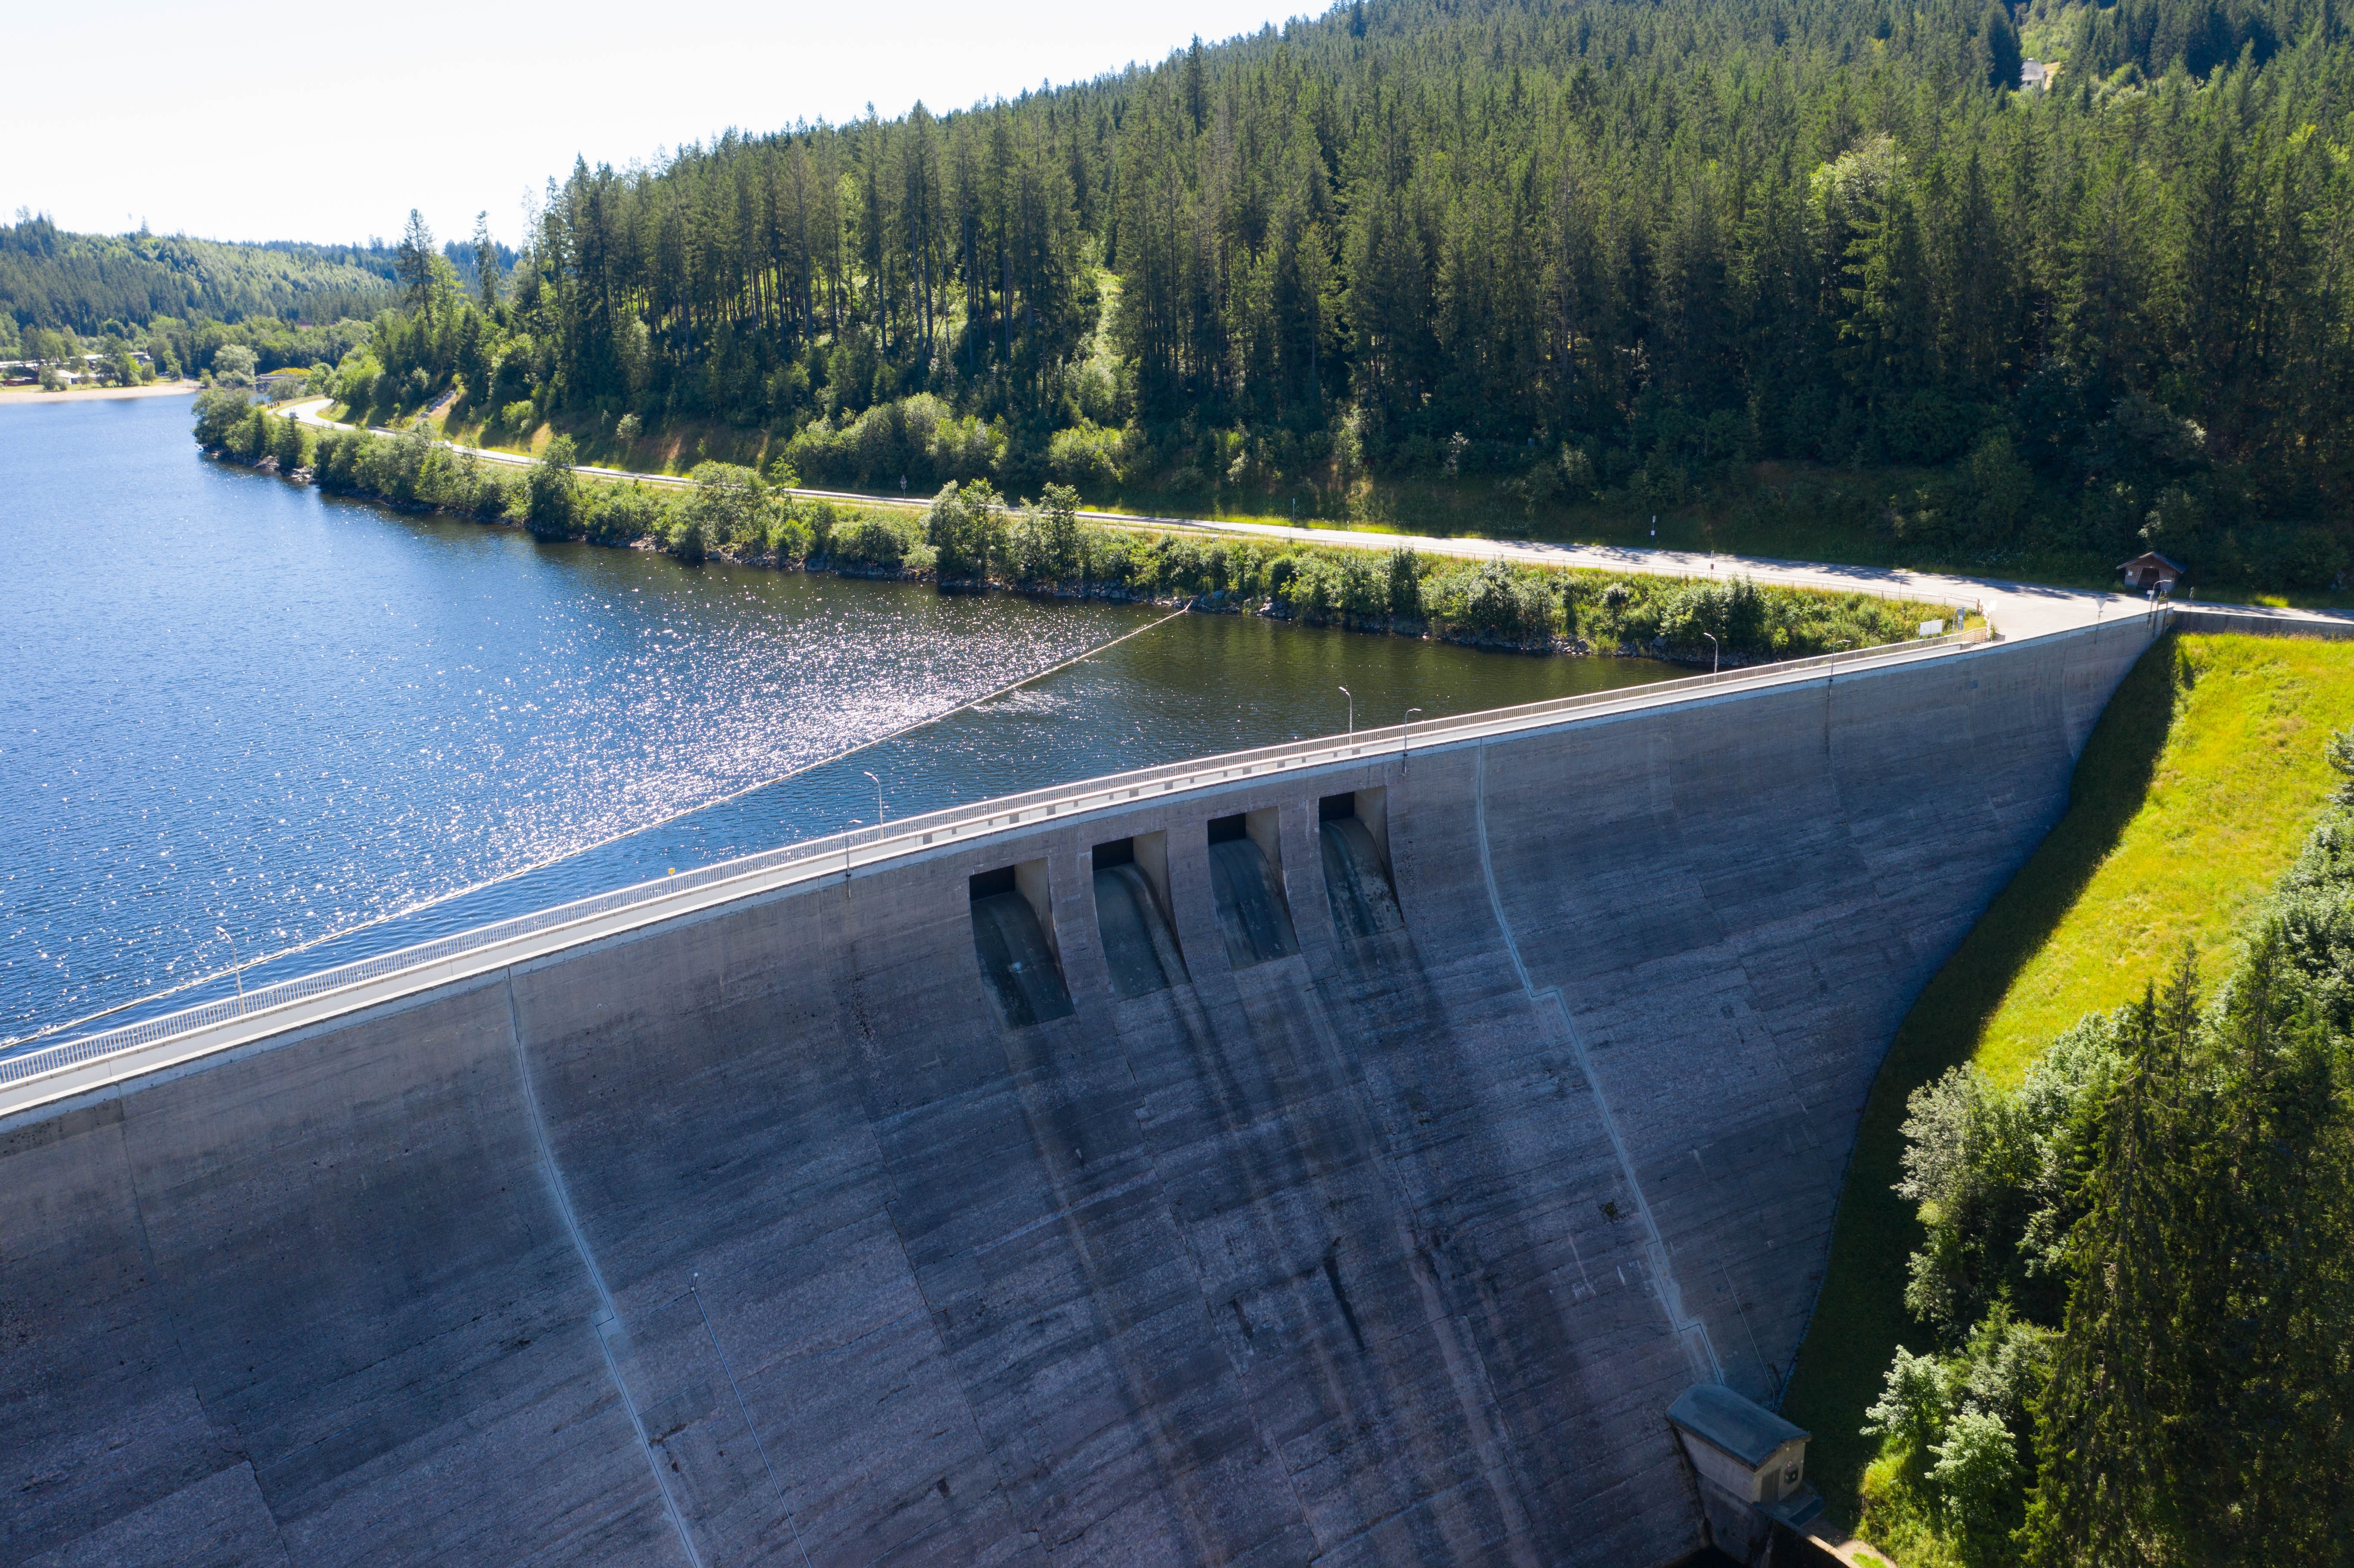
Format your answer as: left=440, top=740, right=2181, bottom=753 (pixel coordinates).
left=196, top=391, right=1954, bottom=665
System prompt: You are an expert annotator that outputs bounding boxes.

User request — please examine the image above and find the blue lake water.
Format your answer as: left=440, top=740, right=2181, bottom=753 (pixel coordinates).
left=1, top=393, right=1677, bottom=1047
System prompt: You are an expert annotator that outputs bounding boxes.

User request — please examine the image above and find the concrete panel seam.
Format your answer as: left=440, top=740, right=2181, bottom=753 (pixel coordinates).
left=108, top=1094, right=297, bottom=1557
left=503, top=970, right=706, bottom=1568
left=844, top=971, right=1035, bottom=1545
left=1471, top=744, right=1725, bottom=1388
left=691, top=1279, right=816, bottom=1568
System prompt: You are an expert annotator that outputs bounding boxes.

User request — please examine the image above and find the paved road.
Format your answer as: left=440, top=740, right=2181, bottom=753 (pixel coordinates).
left=282, top=398, right=2348, bottom=643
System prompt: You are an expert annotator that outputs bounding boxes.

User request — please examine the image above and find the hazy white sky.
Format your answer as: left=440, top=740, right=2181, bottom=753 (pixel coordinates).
left=8, top=0, right=1306, bottom=249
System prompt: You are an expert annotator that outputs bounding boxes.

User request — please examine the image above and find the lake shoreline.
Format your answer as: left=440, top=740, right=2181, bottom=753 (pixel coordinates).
left=211, top=448, right=1785, bottom=670
left=205, top=436, right=1941, bottom=672
left=0, top=378, right=200, bottom=403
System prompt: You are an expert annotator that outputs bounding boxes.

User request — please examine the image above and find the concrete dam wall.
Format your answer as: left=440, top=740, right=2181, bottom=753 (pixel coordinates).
left=0, top=621, right=2153, bottom=1568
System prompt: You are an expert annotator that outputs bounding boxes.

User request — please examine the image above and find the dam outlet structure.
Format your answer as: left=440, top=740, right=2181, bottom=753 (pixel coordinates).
left=0, top=619, right=2155, bottom=1568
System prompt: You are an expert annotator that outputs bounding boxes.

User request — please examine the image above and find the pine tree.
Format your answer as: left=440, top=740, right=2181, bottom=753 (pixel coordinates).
left=2023, top=964, right=2195, bottom=1565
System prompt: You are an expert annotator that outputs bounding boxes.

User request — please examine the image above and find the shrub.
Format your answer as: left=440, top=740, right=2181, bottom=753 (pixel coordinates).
left=1655, top=577, right=1768, bottom=653
left=684, top=461, right=764, bottom=550
left=785, top=393, right=1001, bottom=491
left=1386, top=548, right=1423, bottom=619
left=766, top=514, right=814, bottom=564
left=1927, top=1410, right=2018, bottom=1546
left=472, top=470, right=519, bottom=523
left=587, top=483, right=671, bottom=545
left=924, top=479, right=1006, bottom=582
left=793, top=498, right=838, bottom=557
left=360, top=425, right=435, bottom=503
left=1427, top=561, right=1557, bottom=645
left=1047, top=423, right=1123, bottom=488
left=833, top=512, right=913, bottom=569
left=526, top=436, right=579, bottom=538
left=1336, top=551, right=1387, bottom=620
left=1283, top=555, right=1340, bottom=621
left=1160, top=538, right=1209, bottom=595
left=211, top=345, right=257, bottom=388
left=1088, top=532, right=1137, bottom=589
left=1862, top=1347, right=1954, bottom=1453
left=670, top=510, right=709, bottom=564
left=193, top=387, right=252, bottom=447
left=1261, top=554, right=1316, bottom=609
left=1007, top=484, right=1085, bottom=586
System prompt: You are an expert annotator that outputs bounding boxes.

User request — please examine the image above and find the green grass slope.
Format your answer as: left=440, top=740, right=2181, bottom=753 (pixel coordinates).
left=1782, top=631, right=2354, bottom=1528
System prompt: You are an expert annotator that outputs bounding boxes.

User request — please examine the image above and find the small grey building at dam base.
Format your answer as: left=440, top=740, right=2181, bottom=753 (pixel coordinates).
left=0, top=618, right=2155, bottom=1567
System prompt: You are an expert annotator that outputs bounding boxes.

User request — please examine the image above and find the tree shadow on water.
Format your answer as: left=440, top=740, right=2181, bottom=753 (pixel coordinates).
left=1781, top=632, right=2185, bottom=1524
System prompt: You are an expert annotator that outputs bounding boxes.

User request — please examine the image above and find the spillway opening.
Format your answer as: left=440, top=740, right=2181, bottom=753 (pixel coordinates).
left=970, top=861, right=1075, bottom=1026
left=1091, top=834, right=1187, bottom=998
left=1207, top=809, right=1299, bottom=968
left=1319, top=790, right=1403, bottom=938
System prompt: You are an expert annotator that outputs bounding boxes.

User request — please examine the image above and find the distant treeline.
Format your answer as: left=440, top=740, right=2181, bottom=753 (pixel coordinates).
left=5, top=312, right=374, bottom=388
left=321, top=0, right=2354, bottom=590
left=1, top=216, right=397, bottom=336
left=0, top=214, right=402, bottom=383
left=192, top=389, right=1944, bottom=660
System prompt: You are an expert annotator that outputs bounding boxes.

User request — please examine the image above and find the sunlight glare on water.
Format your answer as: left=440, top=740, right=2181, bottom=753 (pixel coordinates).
left=0, top=394, right=1678, bottom=1046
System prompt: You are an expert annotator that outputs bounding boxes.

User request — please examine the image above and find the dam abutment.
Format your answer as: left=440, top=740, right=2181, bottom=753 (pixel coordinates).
left=0, top=620, right=2155, bottom=1567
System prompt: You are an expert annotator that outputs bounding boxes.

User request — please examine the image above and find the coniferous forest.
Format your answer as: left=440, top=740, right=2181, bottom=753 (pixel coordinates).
left=0, top=218, right=395, bottom=342
left=325, top=0, right=2354, bottom=592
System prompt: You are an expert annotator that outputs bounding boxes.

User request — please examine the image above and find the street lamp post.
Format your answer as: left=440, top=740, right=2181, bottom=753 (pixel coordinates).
left=1402, top=707, right=1423, bottom=768
left=1338, top=686, right=1353, bottom=737
left=1701, top=632, right=1719, bottom=675
left=863, top=770, right=884, bottom=827
left=842, top=819, right=862, bottom=880
left=216, top=925, right=247, bottom=1016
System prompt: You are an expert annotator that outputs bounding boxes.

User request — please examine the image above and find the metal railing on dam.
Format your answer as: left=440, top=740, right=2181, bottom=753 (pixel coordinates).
left=0, top=623, right=1993, bottom=1119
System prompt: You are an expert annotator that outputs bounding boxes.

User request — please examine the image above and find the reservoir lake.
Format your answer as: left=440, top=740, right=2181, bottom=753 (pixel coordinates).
left=2, top=393, right=1677, bottom=1047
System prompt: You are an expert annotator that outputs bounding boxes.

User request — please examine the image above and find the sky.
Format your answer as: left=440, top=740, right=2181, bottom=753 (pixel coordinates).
left=7, top=0, right=1309, bottom=251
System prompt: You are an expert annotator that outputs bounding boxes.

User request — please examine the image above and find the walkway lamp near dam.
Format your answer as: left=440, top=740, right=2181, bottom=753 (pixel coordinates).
left=863, top=769, right=885, bottom=827
left=1339, top=686, right=1353, bottom=737
left=842, top=818, right=862, bottom=880
left=1702, top=632, right=1719, bottom=675
left=1402, top=707, right=1423, bottom=768
left=215, top=925, right=247, bottom=1016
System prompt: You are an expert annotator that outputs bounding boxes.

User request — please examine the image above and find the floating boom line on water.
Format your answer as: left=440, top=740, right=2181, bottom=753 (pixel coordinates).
left=6, top=603, right=1196, bottom=1053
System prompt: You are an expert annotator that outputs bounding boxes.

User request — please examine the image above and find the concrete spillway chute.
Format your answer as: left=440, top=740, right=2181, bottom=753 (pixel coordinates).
left=1206, top=809, right=1300, bottom=967
left=970, top=862, right=1074, bottom=1025
left=1318, top=790, right=1404, bottom=939
left=1091, top=834, right=1189, bottom=998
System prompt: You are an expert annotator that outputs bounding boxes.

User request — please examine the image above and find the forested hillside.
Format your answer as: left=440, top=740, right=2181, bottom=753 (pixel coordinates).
left=0, top=216, right=396, bottom=334
left=343, top=0, right=2354, bottom=591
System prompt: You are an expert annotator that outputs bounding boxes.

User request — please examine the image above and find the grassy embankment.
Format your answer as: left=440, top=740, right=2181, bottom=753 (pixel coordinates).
left=415, top=403, right=2354, bottom=613
left=1783, top=631, right=2354, bottom=1531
